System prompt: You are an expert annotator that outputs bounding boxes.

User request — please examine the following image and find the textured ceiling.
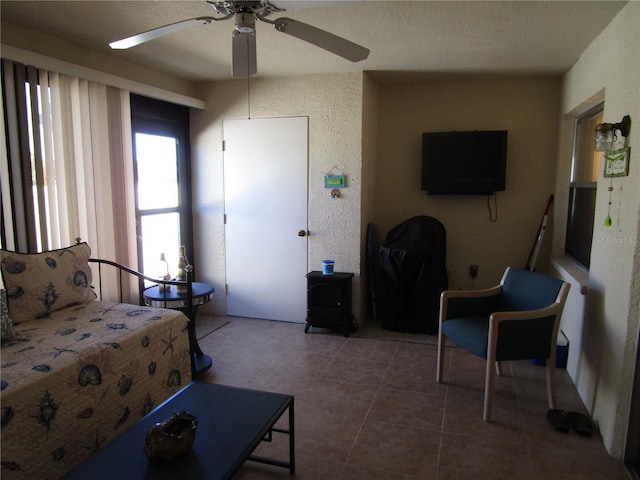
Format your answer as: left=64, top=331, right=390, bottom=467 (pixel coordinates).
left=0, top=1, right=627, bottom=82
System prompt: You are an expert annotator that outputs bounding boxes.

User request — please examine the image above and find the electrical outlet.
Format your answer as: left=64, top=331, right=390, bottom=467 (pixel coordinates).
left=469, top=264, right=478, bottom=278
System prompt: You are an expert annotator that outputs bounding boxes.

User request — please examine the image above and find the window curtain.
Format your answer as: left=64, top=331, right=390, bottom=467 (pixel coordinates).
left=1, top=59, right=137, bottom=271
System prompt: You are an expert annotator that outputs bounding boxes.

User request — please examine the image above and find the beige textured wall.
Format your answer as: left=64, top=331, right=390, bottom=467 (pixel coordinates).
left=553, top=1, right=640, bottom=458
left=371, top=76, right=561, bottom=291
left=1, top=22, right=196, bottom=98
left=190, top=73, right=365, bottom=321
left=191, top=74, right=564, bottom=327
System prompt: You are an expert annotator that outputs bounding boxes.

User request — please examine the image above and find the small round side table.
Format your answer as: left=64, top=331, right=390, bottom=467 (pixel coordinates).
left=143, top=282, right=214, bottom=374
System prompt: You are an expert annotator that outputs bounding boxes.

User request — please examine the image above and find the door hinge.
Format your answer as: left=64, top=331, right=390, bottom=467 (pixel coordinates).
left=222, top=140, right=225, bottom=151
left=224, top=213, right=227, bottom=224
left=225, top=284, right=228, bottom=295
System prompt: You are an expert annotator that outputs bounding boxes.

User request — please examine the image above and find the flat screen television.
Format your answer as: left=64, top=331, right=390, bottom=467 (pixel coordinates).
left=421, top=130, right=507, bottom=194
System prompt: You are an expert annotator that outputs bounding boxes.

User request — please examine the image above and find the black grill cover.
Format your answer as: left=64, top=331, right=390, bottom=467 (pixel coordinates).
left=379, top=216, right=448, bottom=334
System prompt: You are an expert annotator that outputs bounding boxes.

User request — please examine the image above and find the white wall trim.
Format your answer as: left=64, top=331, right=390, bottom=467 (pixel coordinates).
left=1, top=44, right=205, bottom=110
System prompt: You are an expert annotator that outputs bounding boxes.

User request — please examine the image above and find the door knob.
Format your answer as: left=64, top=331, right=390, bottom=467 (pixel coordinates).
left=298, top=230, right=308, bottom=237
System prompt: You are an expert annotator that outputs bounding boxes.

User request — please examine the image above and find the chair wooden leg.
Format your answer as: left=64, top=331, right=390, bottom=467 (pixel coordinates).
left=546, top=362, right=557, bottom=409
left=484, top=357, right=495, bottom=422
left=484, top=319, right=499, bottom=422
left=495, top=361, right=503, bottom=376
left=437, top=332, right=445, bottom=383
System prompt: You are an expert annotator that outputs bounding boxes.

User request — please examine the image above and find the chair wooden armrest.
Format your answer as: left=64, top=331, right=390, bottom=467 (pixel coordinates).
left=441, top=284, right=502, bottom=301
left=489, top=301, right=565, bottom=324
left=440, top=285, right=502, bottom=323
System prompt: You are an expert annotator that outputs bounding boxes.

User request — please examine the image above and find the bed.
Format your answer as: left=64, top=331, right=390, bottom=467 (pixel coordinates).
left=1, top=242, right=193, bottom=479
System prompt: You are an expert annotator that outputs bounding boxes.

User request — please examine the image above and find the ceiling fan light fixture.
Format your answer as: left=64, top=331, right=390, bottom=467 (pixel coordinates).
left=235, top=12, right=256, bottom=33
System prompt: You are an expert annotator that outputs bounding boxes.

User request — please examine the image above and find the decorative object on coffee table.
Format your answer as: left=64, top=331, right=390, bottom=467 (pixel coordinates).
left=144, top=411, right=198, bottom=461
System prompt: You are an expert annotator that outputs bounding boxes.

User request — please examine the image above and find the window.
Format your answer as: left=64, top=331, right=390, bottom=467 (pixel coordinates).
left=566, top=103, right=603, bottom=268
left=130, top=95, right=192, bottom=280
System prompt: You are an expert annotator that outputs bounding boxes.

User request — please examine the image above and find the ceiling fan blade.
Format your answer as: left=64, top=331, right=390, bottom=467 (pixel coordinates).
left=272, top=17, right=369, bottom=62
left=232, top=31, right=257, bottom=77
left=110, top=16, right=218, bottom=49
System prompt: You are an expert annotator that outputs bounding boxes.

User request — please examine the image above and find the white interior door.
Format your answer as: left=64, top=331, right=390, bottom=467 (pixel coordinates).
left=223, top=117, right=308, bottom=322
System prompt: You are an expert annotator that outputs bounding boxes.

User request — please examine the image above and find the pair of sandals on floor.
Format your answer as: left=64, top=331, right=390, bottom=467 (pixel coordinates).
left=547, top=409, right=593, bottom=436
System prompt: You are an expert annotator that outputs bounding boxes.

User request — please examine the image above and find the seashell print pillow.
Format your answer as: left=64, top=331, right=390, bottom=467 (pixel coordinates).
left=1, top=289, right=15, bottom=341
left=0, top=242, right=97, bottom=323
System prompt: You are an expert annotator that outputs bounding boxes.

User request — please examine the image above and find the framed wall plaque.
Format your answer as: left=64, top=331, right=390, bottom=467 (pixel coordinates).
left=324, top=174, right=346, bottom=188
left=604, top=147, right=630, bottom=178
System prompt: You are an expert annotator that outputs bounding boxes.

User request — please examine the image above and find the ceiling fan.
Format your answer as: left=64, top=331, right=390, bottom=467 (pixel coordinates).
left=109, top=0, right=370, bottom=77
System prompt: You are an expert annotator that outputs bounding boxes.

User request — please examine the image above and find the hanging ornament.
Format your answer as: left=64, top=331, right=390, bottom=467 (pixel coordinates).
left=604, top=182, right=613, bottom=227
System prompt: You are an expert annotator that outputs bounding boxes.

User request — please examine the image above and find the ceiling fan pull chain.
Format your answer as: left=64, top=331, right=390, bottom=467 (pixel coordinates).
left=247, top=66, right=251, bottom=120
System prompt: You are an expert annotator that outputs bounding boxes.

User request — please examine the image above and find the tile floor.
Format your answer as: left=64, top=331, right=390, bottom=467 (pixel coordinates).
left=197, top=317, right=630, bottom=480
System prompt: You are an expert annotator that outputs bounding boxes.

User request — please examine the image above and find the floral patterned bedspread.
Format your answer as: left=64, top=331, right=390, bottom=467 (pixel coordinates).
left=0, top=300, right=192, bottom=480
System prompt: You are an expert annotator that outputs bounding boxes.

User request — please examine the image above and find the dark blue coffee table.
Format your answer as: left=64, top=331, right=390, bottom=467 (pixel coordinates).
left=65, top=381, right=295, bottom=479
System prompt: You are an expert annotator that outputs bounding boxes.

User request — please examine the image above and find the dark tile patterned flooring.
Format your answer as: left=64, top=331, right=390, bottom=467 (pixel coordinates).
left=196, top=317, right=630, bottom=480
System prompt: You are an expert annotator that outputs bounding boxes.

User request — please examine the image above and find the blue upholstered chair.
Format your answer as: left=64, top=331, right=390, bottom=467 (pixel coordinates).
left=436, top=267, right=570, bottom=421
